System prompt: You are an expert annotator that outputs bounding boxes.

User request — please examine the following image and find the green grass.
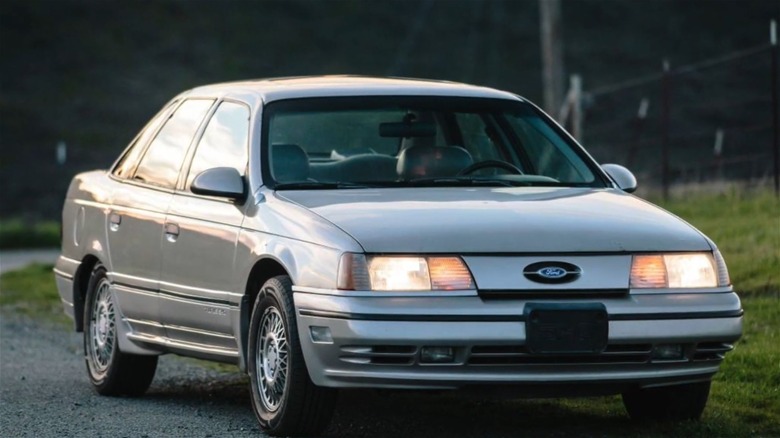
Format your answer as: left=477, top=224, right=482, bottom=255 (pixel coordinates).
left=0, top=263, right=57, bottom=307
left=0, top=263, right=67, bottom=322
left=0, top=219, right=60, bottom=249
left=653, top=190, right=780, bottom=296
left=707, top=296, right=780, bottom=435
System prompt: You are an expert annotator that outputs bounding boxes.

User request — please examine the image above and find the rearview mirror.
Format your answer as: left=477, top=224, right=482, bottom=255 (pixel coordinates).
left=191, top=167, right=246, bottom=201
left=601, top=164, right=637, bottom=193
left=379, top=121, right=436, bottom=138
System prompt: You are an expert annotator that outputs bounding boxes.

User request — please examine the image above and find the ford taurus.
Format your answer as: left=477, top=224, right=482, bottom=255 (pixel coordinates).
left=54, top=76, right=742, bottom=436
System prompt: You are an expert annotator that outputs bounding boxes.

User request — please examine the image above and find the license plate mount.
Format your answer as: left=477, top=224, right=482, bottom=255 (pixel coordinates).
left=525, top=303, right=608, bottom=354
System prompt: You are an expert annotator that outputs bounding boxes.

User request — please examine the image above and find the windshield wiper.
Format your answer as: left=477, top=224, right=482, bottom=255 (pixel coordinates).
left=273, top=181, right=374, bottom=190
left=407, top=176, right=571, bottom=188
left=406, top=177, right=518, bottom=187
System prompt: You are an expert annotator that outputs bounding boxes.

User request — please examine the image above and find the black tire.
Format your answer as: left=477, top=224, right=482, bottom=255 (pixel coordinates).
left=248, top=275, right=337, bottom=436
left=622, top=381, right=711, bottom=421
left=83, top=263, right=158, bottom=396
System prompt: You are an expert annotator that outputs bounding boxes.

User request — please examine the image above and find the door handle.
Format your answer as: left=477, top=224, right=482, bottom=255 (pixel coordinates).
left=109, top=213, right=121, bottom=231
left=164, top=223, right=180, bottom=242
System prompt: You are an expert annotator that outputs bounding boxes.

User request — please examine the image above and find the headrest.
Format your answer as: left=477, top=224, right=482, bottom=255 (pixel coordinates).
left=396, top=146, right=473, bottom=180
left=271, top=144, right=309, bottom=182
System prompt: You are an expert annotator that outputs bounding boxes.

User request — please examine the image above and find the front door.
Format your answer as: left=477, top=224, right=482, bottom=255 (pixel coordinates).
left=159, top=101, right=250, bottom=356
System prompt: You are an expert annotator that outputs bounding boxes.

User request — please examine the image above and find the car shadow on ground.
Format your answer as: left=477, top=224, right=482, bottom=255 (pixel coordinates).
left=327, top=389, right=636, bottom=438
left=142, top=371, right=652, bottom=437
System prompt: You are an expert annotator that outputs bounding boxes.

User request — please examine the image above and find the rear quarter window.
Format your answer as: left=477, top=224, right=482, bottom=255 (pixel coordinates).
left=112, top=102, right=177, bottom=179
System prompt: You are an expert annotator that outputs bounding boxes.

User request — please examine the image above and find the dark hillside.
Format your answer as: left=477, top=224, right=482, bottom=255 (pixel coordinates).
left=1, top=0, right=777, bottom=219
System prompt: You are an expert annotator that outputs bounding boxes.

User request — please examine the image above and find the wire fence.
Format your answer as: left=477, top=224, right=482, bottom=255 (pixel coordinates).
left=577, top=22, right=779, bottom=198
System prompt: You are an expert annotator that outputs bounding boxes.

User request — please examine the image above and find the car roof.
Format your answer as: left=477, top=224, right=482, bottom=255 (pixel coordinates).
left=185, top=75, right=524, bottom=103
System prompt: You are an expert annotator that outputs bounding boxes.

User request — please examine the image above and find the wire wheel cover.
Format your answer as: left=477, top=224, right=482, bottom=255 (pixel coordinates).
left=256, top=306, right=289, bottom=411
left=89, top=279, right=116, bottom=374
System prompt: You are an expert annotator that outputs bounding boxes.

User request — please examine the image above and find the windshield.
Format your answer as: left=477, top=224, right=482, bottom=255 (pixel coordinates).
left=262, top=96, right=606, bottom=189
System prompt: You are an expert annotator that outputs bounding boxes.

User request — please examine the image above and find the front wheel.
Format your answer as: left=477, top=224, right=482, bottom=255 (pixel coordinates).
left=622, top=381, right=711, bottom=421
left=248, top=275, right=337, bottom=436
left=84, top=263, right=158, bottom=396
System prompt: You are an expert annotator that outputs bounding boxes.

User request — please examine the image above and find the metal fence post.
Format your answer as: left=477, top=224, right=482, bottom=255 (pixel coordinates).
left=661, top=59, right=671, bottom=199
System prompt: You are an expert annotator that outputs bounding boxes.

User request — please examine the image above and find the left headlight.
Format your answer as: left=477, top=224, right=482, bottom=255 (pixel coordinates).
left=337, top=253, right=475, bottom=291
left=630, top=252, right=728, bottom=288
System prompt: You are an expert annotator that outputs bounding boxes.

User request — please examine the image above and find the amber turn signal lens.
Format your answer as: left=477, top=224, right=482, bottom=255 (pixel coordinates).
left=630, top=255, right=668, bottom=288
left=428, top=257, right=475, bottom=290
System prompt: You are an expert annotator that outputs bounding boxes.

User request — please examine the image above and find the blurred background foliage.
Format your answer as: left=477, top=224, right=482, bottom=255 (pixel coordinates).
left=0, top=0, right=778, bottom=221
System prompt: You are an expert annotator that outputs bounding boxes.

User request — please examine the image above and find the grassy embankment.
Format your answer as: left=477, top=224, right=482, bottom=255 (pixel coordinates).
left=0, top=219, right=59, bottom=249
left=0, top=191, right=777, bottom=436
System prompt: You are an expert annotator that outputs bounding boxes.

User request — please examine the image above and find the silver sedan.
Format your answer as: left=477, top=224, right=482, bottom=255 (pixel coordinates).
left=54, top=76, right=742, bottom=436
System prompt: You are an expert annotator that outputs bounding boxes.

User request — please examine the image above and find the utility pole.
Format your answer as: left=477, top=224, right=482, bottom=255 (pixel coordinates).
left=569, top=74, right=582, bottom=140
left=771, top=19, right=779, bottom=197
left=540, top=0, right=565, bottom=118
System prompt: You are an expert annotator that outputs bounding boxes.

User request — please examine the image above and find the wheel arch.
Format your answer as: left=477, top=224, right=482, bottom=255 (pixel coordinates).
left=72, top=254, right=101, bottom=332
left=239, top=256, right=291, bottom=372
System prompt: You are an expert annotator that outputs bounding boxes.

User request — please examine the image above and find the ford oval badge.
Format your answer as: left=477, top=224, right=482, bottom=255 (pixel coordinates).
left=524, top=262, right=581, bottom=284
left=538, top=267, right=567, bottom=279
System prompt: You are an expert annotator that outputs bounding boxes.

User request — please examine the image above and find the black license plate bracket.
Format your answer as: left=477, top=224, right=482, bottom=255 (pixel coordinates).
left=525, top=303, right=608, bottom=354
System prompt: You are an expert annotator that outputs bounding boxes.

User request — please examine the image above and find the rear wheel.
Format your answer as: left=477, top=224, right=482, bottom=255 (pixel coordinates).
left=622, top=381, right=711, bottom=421
left=84, top=263, right=157, bottom=396
left=248, top=275, right=337, bottom=436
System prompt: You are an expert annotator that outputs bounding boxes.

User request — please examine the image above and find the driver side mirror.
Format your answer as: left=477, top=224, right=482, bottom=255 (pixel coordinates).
left=601, top=164, right=637, bottom=193
left=191, top=167, right=246, bottom=202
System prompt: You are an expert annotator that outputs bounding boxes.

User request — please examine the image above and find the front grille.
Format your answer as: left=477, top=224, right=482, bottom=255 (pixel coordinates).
left=467, top=344, right=652, bottom=365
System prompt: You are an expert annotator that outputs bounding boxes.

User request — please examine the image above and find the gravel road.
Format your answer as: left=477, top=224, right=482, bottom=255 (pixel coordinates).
left=0, top=311, right=257, bottom=437
left=0, top=249, right=60, bottom=274
left=0, top=307, right=625, bottom=437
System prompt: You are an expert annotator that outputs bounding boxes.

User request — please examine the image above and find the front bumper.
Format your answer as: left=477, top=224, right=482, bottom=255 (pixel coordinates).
left=293, top=290, right=742, bottom=391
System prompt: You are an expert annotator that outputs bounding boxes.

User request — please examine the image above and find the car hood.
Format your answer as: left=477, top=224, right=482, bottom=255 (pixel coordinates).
left=275, top=187, right=710, bottom=253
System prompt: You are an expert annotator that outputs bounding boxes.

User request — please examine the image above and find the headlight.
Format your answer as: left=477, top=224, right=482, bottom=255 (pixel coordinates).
left=368, top=256, right=430, bottom=290
left=337, top=254, right=475, bottom=291
left=630, top=252, right=726, bottom=288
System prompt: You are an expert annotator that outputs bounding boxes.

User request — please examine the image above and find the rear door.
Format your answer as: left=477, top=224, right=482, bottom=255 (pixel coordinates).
left=109, top=98, right=214, bottom=338
left=159, top=101, right=250, bottom=353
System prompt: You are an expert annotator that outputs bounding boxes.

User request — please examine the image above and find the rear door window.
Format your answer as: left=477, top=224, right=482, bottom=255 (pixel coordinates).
left=134, top=99, right=214, bottom=188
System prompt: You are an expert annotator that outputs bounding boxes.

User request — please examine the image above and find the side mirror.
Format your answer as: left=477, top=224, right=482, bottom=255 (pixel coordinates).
left=601, top=163, right=637, bottom=193
left=191, top=167, right=246, bottom=201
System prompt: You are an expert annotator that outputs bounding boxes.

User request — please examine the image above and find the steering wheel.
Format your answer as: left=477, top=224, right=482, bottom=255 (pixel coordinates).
left=457, top=160, right=524, bottom=176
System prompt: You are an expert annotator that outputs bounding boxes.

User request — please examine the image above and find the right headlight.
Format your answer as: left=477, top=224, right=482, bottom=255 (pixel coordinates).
left=337, top=253, right=475, bottom=291
left=630, top=251, right=729, bottom=288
